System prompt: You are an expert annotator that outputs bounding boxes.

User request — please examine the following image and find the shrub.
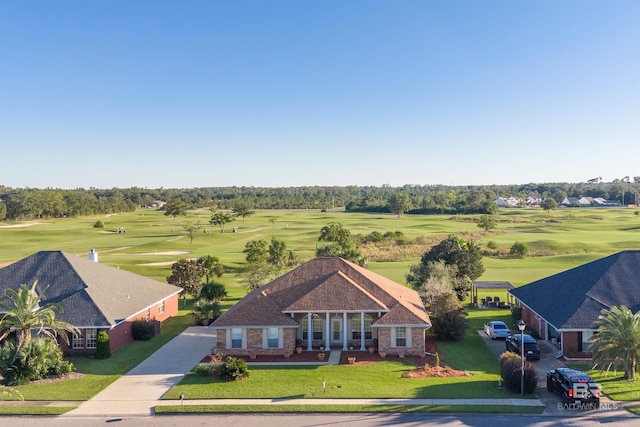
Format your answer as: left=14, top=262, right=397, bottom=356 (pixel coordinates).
left=132, top=320, right=155, bottom=341
left=486, top=240, right=498, bottom=250
left=510, top=241, right=528, bottom=258
left=208, top=352, right=226, bottom=377
left=499, top=352, right=537, bottom=394
left=194, top=364, right=212, bottom=377
left=219, top=356, right=249, bottom=381
left=525, top=328, right=540, bottom=340
left=93, top=220, right=104, bottom=228
left=511, top=306, right=522, bottom=323
left=96, top=331, right=111, bottom=359
left=0, top=338, right=74, bottom=386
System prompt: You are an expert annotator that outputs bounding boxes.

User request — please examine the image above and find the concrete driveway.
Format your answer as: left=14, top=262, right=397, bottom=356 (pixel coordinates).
left=478, top=330, right=633, bottom=417
left=64, top=326, right=216, bottom=417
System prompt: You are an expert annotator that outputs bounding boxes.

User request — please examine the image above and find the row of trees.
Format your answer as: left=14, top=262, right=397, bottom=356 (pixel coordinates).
left=3, top=180, right=639, bottom=221
left=0, top=188, right=135, bottom=220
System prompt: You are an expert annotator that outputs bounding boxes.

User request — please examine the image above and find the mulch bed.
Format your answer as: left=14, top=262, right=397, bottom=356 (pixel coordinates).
left=200, top=351, right=329, bottom=364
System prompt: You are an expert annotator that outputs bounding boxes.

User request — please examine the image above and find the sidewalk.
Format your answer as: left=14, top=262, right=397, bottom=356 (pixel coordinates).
left=154, top=397, right=545, bottom=408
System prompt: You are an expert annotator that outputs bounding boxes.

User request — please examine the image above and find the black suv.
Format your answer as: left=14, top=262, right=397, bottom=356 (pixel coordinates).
left=547, top=368, right=600, bottom=408
left=505, top=333, right=540, bottom=360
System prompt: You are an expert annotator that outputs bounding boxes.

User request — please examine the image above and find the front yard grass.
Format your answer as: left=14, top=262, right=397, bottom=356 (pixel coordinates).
left=164, top=360, right=508, bottom=400
left=164, top=308, right=523, bottom=401
left=11, top=309, right=193, bottom=401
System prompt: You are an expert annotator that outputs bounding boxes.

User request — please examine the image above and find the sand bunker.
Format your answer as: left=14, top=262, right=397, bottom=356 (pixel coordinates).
left=139, top=261, right=178, bottom=266
left=0, top=222, right=43, bottom=229
left=138, top=251, right=190, bottom=256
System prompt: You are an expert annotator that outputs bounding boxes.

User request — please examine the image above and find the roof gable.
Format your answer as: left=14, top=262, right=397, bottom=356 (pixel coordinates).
left=212, top=257, right=430, bottom=328
left=510, top=251, right=640, bottom=329
left=0, top=251, right=182, bottom=327
left=284, top=271, right=388, bottom=312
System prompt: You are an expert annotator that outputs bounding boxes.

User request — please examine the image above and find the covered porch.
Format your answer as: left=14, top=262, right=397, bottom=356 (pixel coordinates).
left=289, top=311, right=381, bottom=351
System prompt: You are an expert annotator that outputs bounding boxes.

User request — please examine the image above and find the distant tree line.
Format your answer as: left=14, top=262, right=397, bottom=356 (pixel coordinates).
left=0, top=188, right=136, bottom=220
left=1, top=179, right=638, bottom=221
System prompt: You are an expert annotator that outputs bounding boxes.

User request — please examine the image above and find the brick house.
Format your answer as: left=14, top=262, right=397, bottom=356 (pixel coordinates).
left=0, top=250, right=182, bottom=355
left=210, top=257, right=431, bottom=357
left=509, top=251, right=640, bottom=358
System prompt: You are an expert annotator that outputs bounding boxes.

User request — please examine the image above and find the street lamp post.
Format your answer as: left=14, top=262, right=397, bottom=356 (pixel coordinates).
left=518, top=320, right=526, bottom=396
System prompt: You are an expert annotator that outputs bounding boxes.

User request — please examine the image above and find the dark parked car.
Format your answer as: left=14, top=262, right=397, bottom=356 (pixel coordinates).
left=505, top=333, right=540, bottom=360
left=547, top=368, right=600, bottom=408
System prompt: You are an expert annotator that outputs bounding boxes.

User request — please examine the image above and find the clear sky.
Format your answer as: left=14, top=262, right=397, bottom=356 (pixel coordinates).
left=1, top=1, right=638, bottom=189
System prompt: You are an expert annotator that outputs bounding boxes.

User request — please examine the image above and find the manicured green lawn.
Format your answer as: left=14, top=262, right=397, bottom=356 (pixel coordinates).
left=164, top=360, right=509, bottom=400
left=0, top=406, right=75, bottom=415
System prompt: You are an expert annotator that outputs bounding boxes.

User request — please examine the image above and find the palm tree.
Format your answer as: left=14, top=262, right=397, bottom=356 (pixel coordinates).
left=589, top=305, right=640, bottom=379
left=199, top=282, right=227, bottom=302
left=196, top=255, right=224, bottom=283
left=0, top=281, right=78, bottom=356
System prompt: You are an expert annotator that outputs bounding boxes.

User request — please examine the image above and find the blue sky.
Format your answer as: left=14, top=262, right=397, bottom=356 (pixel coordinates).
left=1, top=1, right=638, bottom=189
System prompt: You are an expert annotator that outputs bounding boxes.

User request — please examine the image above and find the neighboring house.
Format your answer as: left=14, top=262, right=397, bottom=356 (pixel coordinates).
left=526, top=196, right=541, bottom=206
left=578, top=197, right=594, bottom=206
left=0, top=250, right=182, bottom=355
left=147, top=200, right=166, bottom=208
left=210, top=257, right=431, bottom=356
left=494, top=198, right=509, bottom=208
left=561, top=197, right=580, bottom=206
left=509, top=251, right=640, bottom=358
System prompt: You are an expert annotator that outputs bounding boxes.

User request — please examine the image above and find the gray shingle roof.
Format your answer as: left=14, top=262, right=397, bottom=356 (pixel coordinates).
left=509, top=251, right=640, bottom=330
left=212, top=257, right=430, bottom=328
left=0, top=251, right=182, bottom=327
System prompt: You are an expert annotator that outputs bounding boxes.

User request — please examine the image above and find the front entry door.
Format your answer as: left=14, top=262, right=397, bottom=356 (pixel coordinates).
left=331, top=318, right=342, bottom=345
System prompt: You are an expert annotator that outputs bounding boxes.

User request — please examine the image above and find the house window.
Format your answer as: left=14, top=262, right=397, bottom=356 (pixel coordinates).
left=158, top=300, right=165, bottom=314
left=395, top=327, right=407, bottom=347
left=302, top=315, right=324, bottom=340
left=86, top=329, right=98, bottom=349
left=313, top=317, right=324, bottom=340
left=302, top=317, right=309, bottom=340
left=231, top=328, right=243, bottom=349
left=72, top=331, right=84, bottom=349
left=267, top=327, right=279, bottom=348
left=352, top=314, right=373, bottom=340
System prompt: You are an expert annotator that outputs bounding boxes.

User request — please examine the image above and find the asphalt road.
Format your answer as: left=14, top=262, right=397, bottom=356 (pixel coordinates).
left=2, top=413, right=636, bottom=427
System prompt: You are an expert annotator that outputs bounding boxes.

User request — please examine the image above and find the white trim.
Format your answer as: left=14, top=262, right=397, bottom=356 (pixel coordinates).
left=372, top=324, right=429, bottom=328
left=210, top=324, right=298, bottom=330
left=283, top=309, right=388, bottom=314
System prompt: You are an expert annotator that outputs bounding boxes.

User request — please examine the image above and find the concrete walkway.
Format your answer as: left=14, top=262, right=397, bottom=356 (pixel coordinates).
left=154, top=397, right=544, bottom=408
left=64, top=326, right=217, bottom=417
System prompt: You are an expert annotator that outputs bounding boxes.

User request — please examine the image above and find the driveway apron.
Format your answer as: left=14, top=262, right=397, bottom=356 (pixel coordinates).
left=64, top=326, right=216, bottom=417
left=478, top=330, right=633, bottom=418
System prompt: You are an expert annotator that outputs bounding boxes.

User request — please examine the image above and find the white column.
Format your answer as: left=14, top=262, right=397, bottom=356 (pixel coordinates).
left=307, top=313, right=313, bottom=351
left=360, top=312, right=366, bottom=350
left=325, top=312, right=330, bottom=350
left=342, top=312, right=348, bottom=350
